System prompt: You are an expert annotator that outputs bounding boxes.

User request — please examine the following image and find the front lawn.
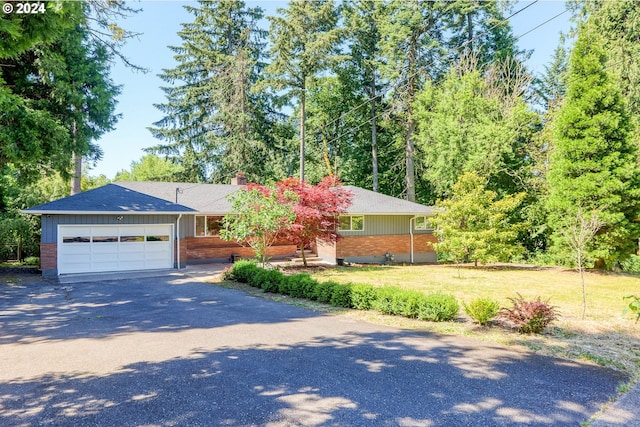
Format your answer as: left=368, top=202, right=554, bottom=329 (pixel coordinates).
left=290, top=264, right=640, bottom=381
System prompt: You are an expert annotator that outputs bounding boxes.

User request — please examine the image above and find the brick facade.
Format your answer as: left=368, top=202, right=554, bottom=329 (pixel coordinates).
left=40, top=242, right=57, bottom=272
left=336, top=234, right=436, bottom=258
left=185, top=236, right=296, bottom=262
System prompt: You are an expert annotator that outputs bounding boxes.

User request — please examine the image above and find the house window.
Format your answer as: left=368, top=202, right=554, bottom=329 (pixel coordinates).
left=195, top=215, right=224, bottom=237
left=414, top=216, right=432, bottom=230
left=338, top=215, right=364, bottom=231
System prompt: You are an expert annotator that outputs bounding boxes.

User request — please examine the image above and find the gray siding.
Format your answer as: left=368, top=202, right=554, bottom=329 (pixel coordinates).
left=41, top=214, right=187, bottom=243
left=339, top=215, right=433, bottom=237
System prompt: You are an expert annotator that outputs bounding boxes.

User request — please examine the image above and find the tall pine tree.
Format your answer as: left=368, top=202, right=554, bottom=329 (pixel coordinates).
left=148, top=0, right=269, bottom=183
left=547, top=22, right=640, bottom=268
left=260, top=0, right=343, bottom=181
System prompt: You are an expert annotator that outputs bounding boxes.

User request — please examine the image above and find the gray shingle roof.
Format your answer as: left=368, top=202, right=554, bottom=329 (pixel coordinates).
left=24, top=181, right=434, bottom=216
left=115, top=181, right=242, bottom=214
left=343, top=186, right=434, bottom=215
left=23, top=184, right=195, bottom=214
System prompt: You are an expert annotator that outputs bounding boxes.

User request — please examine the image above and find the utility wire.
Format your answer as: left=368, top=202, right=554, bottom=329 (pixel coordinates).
left=313, top=0, right=541, bottom=135
left=321, top=2, right=571, bottom=151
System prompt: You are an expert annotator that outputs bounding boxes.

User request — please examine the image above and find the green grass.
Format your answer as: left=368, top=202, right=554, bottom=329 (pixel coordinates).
left=310, top=264, right=640, bottom=321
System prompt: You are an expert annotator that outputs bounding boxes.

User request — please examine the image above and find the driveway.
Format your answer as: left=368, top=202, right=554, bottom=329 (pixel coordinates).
left=0, top=272, right=628, bottom=426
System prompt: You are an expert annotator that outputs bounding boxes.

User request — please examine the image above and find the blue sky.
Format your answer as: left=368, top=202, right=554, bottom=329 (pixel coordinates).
left=91, top=0, right=571, bottom=179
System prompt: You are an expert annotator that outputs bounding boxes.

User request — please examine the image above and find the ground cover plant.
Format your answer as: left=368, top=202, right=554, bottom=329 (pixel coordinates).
left=219, top=262, right=640, bottom=383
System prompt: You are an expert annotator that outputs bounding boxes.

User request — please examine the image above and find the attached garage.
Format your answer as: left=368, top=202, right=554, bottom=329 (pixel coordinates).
left=57, top=225, right=173, bottom=274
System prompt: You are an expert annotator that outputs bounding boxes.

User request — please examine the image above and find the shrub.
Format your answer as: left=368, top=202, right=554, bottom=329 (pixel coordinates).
left=350, top=283, right=377, bottom=310
left=463, top=298, right=500, bottom=326
left=230, top=260, right=259, bottom=283
left=416, top=293, right=459, bottom=322
left=499, top=294, right=558, bottom=334
left=245, top=268, right=283, bottom=292
left=373, top=287, right=402, bottom=315
left=623, top=295, right=640, bottom=323
left=314, top=281, right=338, bottom=303
left=24, top=256, right=39, bottom=266
left=621, top=255, right=640, bottom=273
left=329, top=284, right=352, bottom=308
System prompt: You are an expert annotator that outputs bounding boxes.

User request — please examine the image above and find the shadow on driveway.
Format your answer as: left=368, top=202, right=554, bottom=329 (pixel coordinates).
left=0, top=274, right=629, bottom=426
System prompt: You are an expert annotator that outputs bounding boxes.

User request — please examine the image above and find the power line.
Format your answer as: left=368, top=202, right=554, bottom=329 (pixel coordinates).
left=320, top=3, right=570, bottom=151
left=314, top=0, right=541, bottom=135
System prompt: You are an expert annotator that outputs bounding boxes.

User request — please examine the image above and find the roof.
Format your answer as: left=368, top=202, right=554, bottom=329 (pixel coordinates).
left=343, top=186, right=434, bottom=215
left=23, top=183, right=196, bottom=215
left=24, top=181, right=434, bottom=216
left=115, top=181, right=242, bottom=214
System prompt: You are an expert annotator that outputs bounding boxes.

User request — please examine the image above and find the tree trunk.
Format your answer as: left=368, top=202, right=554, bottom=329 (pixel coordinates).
left=70, top=120, right=82, bottom=195
left=300, top=243, right=307, bottom=267
left=578, top=250, right=586, bottom=320
left=370, top=77, right=379, bottom=192
left=405, top=34, right=417, bottom=202
left=299, top=85, right=306, bottom=181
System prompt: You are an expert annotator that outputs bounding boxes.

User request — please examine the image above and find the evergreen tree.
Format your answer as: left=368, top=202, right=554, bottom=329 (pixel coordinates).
left=377, top=0, right=449, bottom=202
left=260, top=0, right=343, bottom=181
left=147, top=0, right=269, bottom=183
left=429, top=171, right=525, bottom=267
left=414, top=64, right=538, bottom=200
left=0, top=1, right=81, bottom=180
left=343, top=0, right=385, bottom=191
left=547, top=23, right=640, bottom=268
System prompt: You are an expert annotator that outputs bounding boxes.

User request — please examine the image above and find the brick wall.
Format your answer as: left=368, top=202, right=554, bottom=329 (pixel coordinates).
left=185, top=236, right=296, bottom=261
left=175, top=239, right=187, bottom=267
left=40, top=243, right=57, bottom=273
left=336, top=234, right=436, bottom=258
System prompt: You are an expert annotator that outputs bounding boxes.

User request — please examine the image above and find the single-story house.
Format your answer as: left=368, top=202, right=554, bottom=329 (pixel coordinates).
left=24, top=174, right=437, bottom=276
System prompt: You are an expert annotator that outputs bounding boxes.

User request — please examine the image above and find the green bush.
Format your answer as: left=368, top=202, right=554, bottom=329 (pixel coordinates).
left=623, top=295, right=640, bottom=323
left=621, top=255, right=640, bottom=273
left=373, top=287, right=402, bottom=315
left=329, top=284, right=352, bottom=308
left=463, top=298, right=500, bottom=326
left=245, top=268, right=283, bottom=292
left=416, top=293, right=459, bottom=322
left=371, top=287, right=425, bottom=318
left=314, top=281, right=338, bottom=303
left=499, top=294, right=558, bottom=334
left=350, top=283, right=377, bottom=310
left=230, top=260, right=259, bottom=283
left=23, top=256, right=39, bottom=266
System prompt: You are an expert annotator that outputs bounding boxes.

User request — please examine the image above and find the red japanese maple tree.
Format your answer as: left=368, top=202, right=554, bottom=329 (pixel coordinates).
left=275, top=176, right=352, bottom=266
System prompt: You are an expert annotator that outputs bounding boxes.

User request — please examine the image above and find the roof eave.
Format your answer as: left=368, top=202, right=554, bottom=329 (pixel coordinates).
left=22, top=210, right=194, bottom=215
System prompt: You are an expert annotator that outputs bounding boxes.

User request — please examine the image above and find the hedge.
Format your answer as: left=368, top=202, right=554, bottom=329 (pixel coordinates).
left=227, top=263, right=458, bottom=322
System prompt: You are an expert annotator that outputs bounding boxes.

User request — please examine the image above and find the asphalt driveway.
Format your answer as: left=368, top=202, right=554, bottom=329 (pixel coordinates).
left=0, top=272, right=628, bottom=426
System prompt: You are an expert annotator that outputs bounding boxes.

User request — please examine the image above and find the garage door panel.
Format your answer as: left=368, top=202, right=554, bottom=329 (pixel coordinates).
left=58, top=225, right=173, bottom=275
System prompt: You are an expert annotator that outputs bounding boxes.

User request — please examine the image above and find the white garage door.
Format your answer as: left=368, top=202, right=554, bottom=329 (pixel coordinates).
left=58, top=225, right=173, bottom=274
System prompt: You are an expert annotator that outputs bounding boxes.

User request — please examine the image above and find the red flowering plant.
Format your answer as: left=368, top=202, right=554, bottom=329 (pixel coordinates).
left=275, top=176, right=352, bottom=266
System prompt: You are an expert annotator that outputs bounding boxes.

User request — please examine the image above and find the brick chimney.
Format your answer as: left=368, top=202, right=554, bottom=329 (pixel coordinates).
left=231, top=173, right=247, bottom=185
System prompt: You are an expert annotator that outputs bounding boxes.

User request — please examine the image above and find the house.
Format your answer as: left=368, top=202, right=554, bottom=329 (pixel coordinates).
left=24, top=175, right=437, bottom=276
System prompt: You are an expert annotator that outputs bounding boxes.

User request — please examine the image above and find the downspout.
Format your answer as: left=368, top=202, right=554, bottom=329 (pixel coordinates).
left=409, top=216, right=415, bottom=264
left=176, top=214, right=182, bottom=270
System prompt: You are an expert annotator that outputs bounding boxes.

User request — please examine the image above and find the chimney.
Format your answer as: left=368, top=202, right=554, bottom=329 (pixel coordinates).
left=231, top=173, right=247, bottom=185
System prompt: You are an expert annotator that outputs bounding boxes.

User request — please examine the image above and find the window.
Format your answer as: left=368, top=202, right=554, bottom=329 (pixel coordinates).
left=146, top=235, right=169, bottom=242
left=120, top=235, right=145, bottom=243
left=63, top=236, right=90, bottom=243
left=338, top=215, right=364, bottom=231
left=92, top=236, right=118, bottom=243
left=414, top=216, right=432, bottom=230
left=195, top=215, right=224, bottom=237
